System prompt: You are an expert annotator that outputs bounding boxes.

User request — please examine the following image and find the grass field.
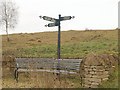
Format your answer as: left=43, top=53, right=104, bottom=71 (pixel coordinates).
left=1, top=29, right=119, bottom=88
left=2, top=29, right=118, bottom=58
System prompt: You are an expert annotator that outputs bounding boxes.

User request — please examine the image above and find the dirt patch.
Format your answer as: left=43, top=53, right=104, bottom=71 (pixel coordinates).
left=37, top=39, right=41, bottom=42
left=28, top=39, right=35, bottom=41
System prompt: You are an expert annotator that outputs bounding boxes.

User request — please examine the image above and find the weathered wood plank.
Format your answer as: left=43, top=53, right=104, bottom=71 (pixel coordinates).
left=17, top=69, right=76, bottom=74
left=15, top=58, right=82, bottom=71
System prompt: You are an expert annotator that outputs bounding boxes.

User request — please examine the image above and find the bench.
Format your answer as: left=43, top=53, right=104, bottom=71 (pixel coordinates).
left=14, top=58, right=82, bottom=82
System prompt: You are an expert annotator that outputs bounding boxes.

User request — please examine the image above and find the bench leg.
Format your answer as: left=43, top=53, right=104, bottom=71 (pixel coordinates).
left=14, top=68, right=18, bottom=82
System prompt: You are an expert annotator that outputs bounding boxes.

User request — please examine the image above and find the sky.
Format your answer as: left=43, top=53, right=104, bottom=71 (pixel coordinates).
left=0, top=0, right=119, bottom=34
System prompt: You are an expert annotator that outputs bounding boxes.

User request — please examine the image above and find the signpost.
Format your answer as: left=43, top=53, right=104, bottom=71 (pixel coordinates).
left=39, top=16, right=57, bottom=22
left=60, top=16, right=74, bottom=21
left=47, top=22, right=59, bottom=27
left=39, top=14, right=74, bottom=80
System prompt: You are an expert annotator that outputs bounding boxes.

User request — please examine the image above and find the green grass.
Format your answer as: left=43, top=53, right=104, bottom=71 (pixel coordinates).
left=98, top=66, right=119, bottom=88
left=10, top=40, right=117, bottom=58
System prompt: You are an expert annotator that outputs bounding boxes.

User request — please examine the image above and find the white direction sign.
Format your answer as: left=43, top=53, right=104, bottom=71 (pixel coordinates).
left=48, top=22, right=59, bottom=27
left=43, top=16, right=57, bottom=22
left=60, top=16, right=72, bottom=21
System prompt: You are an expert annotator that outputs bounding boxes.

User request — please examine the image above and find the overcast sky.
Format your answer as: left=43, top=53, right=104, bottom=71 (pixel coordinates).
left=1, top=0, right=119, bottom=34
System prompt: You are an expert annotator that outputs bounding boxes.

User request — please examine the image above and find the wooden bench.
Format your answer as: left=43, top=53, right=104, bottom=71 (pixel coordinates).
left=14, top=58, right=82, bottom=82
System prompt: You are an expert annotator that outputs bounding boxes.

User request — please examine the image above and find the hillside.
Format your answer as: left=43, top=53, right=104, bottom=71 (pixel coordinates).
left=2, top=29, right=118, bottom=58
left=1, top=29, right=119, bottom=88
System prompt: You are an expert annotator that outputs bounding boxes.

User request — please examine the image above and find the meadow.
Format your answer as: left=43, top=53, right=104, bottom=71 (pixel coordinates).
left=2, top=29, right=118, bottom=58
left=2, top=29, right=118, bottom=88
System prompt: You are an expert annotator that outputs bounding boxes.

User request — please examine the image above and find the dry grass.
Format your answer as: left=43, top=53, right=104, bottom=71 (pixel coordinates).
left=2, top=68, right=81, bottom=88
left=2, top=30, right=118, bottom=58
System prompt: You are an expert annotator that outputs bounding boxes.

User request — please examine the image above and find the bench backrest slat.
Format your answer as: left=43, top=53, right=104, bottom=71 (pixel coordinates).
left=15, top=58, right=82, bottom=71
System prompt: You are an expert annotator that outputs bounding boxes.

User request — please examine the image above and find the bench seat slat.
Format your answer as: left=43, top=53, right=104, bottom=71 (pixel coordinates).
left=17, top=69, right=77, bottom=74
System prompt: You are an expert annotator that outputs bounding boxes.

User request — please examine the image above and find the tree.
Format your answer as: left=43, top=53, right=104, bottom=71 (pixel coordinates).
left=0, top=0, right=18, bottom=41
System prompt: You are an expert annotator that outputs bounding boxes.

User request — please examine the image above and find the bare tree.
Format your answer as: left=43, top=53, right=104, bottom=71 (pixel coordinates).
left=0, top=0, right=18, bottom=41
